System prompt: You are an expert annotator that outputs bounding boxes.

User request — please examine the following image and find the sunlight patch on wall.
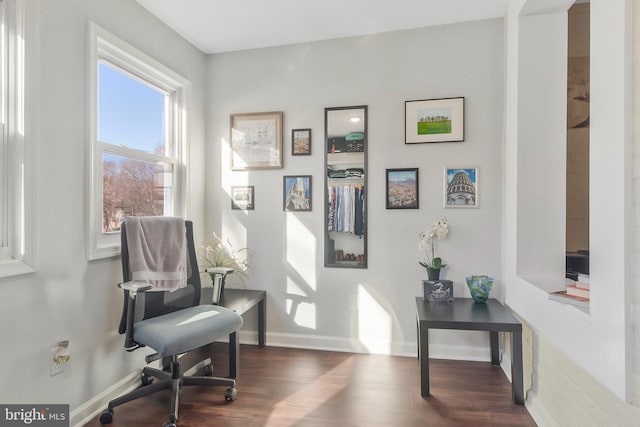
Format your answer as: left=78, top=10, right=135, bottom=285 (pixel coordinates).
left=357, top=284, right=392, bottom=354
left=286, top=277, right=307, bottom=297
left=220, top=221, right=248, bottom=257
left=286, top=297, right=317, bottom=330
left=285, top=214, right=316, bottom=291
left=220, top=137, right=249, bottom=199
left=286, top=278, right=316, bottom=329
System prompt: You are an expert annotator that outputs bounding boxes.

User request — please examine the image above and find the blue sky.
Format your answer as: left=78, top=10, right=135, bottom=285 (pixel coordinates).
left=98, top=62, right=165, bottom=153
left=418, top=106, right=451, bottom=120
left=447, top=168, right=476, bottom=184
left=388, top=170, right=416, bottom=182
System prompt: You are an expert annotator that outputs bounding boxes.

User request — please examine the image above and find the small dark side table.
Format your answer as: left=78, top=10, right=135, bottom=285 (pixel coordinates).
left=201, top=288, right=266, bottom=378
left=415, top=297, right=524, bottom=405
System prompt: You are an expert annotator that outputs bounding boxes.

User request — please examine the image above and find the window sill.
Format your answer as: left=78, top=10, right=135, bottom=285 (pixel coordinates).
left=0, top=259, right=35, bottom=278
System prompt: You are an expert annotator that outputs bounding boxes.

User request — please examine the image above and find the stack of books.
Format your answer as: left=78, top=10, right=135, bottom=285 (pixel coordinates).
left=548, top=274, right=590, bottom=308
left=567, top=274, right=590, bottom=298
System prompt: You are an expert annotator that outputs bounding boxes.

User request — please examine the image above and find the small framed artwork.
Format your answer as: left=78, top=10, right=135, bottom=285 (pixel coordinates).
left=231, top=186, right=255, bottom=210
left=292, top=128, right=311, bottom=155
left=405, top=97, right=464, bottom=144
left=230, top=111, right=283, bottom=170
left=283, top=175, right=312, bottom=211
left=386, top=168, right=419, bottom=209
left=444, top=166, right=478, bottom=208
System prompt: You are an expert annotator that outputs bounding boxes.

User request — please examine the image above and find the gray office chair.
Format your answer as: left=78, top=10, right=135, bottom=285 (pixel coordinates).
left=100, top=217, right=243, bottom=427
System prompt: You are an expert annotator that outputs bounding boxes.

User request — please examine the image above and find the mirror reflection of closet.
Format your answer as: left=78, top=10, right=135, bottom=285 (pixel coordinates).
left=324, top=106, right=367, bottom=268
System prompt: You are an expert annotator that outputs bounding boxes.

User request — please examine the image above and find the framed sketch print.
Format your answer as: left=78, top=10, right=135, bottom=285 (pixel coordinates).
left=283, top=175, right=311, bottom=211
left=405, top=97, right=464, bottom=144
left=386, top=168, right=419, bottom=209
left=230, top=111, right=283, bottom=170
left=292, top=128, right=311, bottom=155
left=231, top=186, right=255, bottom=210
left=444, top=166, right=478, bottom=208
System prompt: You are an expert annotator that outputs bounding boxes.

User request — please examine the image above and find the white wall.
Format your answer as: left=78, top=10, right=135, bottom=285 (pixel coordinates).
left=0, top=0, right=206, bottom=424
left=206, top=20, right=505, bottom=358
left=504, top=0, right=635, bottom=413
left=5, top=1, right=637, bottom=425
left=633, top=0, right=640, bottom=404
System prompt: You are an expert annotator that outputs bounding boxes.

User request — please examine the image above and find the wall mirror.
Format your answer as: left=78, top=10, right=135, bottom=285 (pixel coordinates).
left=324, top=106, right=367, bottom=268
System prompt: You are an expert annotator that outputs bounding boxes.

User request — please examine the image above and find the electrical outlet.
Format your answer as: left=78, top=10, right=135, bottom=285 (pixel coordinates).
left=49, top=347, right=63, bottom=377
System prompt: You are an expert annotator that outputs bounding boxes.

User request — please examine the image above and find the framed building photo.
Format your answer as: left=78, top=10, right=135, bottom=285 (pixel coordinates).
left=230, top=111, right=283, bottom=170
left=231, top=186, right=255, bottom=210
left=444, top=166, right=478, bottom=208
left=405, top=97, right=464, bottom=144
left=283, top=175, right=312, bottom=211
left=292, top=128, right=311, bottom=155
left=386, top=168, right=419, bottom=209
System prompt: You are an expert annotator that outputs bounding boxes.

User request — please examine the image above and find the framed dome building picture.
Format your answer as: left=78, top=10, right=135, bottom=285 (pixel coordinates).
left=444, top=167, right=479, bottom=208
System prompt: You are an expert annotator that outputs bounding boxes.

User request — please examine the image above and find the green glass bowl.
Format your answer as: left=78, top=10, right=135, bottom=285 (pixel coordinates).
left=465, top=275, right=494, bottom=303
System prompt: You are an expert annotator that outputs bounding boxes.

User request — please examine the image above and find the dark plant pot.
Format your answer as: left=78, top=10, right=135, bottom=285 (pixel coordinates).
left=427, top=267, right=441, bottom=281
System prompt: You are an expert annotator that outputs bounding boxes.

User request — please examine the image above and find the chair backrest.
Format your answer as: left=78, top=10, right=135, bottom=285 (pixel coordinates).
left=118, top=218, right=202, bottom=335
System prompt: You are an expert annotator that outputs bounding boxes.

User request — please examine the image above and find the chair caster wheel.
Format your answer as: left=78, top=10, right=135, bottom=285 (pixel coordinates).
left=204, top=364, right=213, bottom=376
left=162, top=422, right=177, bottom=427
left=141, top=373, right=152, bottom=386
left=225, top=387, right=237, bottom=401
left=99, top=409, right=113, bottom=424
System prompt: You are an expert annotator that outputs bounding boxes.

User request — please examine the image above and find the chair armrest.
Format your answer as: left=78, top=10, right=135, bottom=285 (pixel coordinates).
left=119, top=281, right=153, bottom=295
left=204, top=267, right=235, bottom=276
left=118, top=281, right=152, bottom=349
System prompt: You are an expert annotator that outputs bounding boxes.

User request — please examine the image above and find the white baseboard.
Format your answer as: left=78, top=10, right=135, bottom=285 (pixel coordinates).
left=71, top=370, right=141, bottom=427
left=524, top=390, right=553, bottom=426
left=260, top=331, right=492, bottom=361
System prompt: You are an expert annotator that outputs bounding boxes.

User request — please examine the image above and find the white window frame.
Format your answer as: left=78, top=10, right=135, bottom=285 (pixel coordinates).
left=0, top=0, right=33, bottom=278
left=87, top=23, right=189, bottom=260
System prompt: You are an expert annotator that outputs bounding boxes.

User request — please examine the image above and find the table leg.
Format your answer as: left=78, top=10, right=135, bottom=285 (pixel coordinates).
left=258, top=298, right=266, bottom=347
left=228, top=331, right=239, bottom=379
left=419, top=323, right=430, bottom=397
left=490, top=331, right=500, bottom=365
left=511, top=331, right=524, bottom=405
left=416, top=314, right=419, bottom=359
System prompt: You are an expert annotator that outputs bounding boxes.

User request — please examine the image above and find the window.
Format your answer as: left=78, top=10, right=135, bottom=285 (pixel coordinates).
left=88, top=23, right=189, bottom=259
left=0, top=0, right=32, bottom=277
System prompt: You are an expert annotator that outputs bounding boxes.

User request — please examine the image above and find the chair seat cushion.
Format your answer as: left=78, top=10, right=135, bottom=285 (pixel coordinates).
left=133, top=304, right=243, bottom=357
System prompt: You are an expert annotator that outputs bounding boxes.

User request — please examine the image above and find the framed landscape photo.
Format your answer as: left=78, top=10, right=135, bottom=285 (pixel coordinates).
left=405, top=97, right=464, bottom=144
left=230, top=111, right=283, bottom=170
left=283, top=175, right=312, bottom=212
left=444, top=166, right=478, bottom=208
left=231, top=186, right=255, bottom=210
left=292, top=128, right=311, bottom=155
left=386, top=168, right=419, bottom=209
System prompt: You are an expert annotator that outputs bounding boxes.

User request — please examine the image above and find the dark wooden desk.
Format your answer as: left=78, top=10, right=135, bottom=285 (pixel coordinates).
left=415, top=297, right=524, bottom=405
left=201, top=288, right=266, bottom=378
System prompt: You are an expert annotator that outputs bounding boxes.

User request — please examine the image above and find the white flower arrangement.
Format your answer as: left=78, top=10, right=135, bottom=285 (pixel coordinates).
left=197, top=232, right=249, bottom=279
left=418, top=217, right=449, bottom=270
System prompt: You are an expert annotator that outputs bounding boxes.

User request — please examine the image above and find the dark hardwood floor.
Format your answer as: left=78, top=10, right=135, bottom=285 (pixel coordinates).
left=84, top=343, right=536, bottom=427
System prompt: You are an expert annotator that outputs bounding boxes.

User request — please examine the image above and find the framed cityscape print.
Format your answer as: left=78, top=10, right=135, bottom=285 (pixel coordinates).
left=231, top=186, right=255, bottom=210
left=444, top=166, right=478, bottom=208
left=405, top=97, right=464, bottom=144
left=283, top=175, right=311, bottom=211
left=292, top=128, right=311, bottom=155
left=230, top=111, right=283, bottom=170
left=385, top=168, right=419, bottom=209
